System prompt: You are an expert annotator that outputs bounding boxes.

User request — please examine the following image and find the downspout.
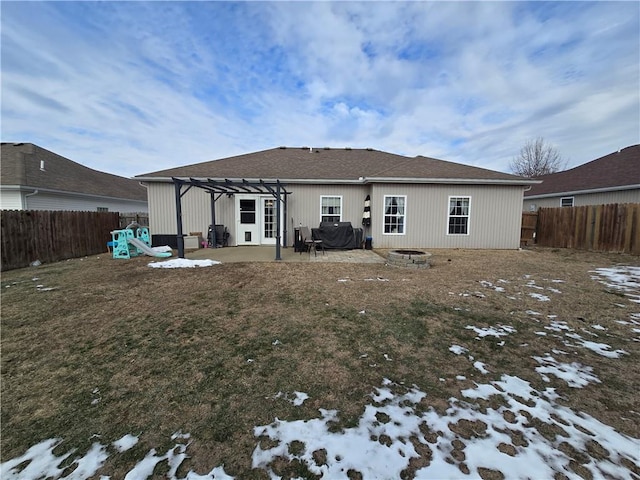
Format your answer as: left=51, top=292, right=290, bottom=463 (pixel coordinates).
left=24, top=189, right=39, bottom=209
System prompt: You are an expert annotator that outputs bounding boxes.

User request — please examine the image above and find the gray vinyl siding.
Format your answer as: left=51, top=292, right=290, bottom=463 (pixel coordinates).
left=371, top=184, right=524, bottom=249
left=0, top=188, right=147, bottom=213
left=286, top=184, right=370, bottom=237
left=25, top=192, right=147, bottom=213
left=147, top=181, right=524, bottom=249
left=0, top=190, right=24, bottom=210
left=147, top=183, right=231, bottom=238
left=523, top=188, right=640, bottom=211
left=147, top=182, right=369, bottom=246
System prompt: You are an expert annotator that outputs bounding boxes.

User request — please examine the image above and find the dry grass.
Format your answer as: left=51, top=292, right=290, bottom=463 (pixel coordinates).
left=1, top=247, right=638, bottom=478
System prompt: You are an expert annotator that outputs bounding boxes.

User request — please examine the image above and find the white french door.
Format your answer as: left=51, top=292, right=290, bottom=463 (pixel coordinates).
left=261, top=197, right=278, bottom=245
left=235, top=195, right=282, bottom=246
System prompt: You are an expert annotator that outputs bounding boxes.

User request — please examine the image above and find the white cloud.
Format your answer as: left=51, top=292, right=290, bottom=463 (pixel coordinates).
left=1, top=2, right=638, bottom=177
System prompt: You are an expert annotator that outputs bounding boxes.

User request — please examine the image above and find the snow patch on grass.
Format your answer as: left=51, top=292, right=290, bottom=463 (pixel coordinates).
left=466, top=324, right=516, bottom=338
left=448, top=344, right=468, bottom=355
left=253, top=377, right=639, bottom=479
left=564, top=333, right=629, bottom=358
left=148, top=259, right=221, bottom=268
left=533, top=355, right=601, bottom=388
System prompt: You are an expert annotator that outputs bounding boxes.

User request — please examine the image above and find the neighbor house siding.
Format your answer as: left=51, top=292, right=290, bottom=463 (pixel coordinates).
left=25, top=191, right=148, bottom=213
left=0, top=187, right=147, bottom=213
left=0, top=189, right=24, bottom=210
left=371, top=184, right=524, bottom=249
left=524, top=188, right=640, bottom=211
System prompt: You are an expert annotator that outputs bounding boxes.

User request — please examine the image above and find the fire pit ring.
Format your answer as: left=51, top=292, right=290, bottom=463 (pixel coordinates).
left=387, top=249, right=432, bottom=269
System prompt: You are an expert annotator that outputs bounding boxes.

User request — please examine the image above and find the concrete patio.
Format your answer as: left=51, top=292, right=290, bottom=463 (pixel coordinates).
left=184, top=246, right=387, bottom=264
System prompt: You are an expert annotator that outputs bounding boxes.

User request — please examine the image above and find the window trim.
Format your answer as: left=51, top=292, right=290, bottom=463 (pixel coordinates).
left=447, top=195, right=471, bottom=236
left=560, top=196, right=574, bottom=207
left=382, top=194, right=407, bottom=236
left=320, top=195, right=343, bottom=223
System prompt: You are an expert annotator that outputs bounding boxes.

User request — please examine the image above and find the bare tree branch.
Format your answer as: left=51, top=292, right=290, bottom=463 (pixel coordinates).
left=509, top=137, right=566, bottom=177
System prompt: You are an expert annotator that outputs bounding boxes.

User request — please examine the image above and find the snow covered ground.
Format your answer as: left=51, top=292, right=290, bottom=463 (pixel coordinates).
left=2, top=265, right=639, bottom=479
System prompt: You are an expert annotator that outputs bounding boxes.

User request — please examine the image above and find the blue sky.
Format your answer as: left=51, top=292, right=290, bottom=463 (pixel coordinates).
left=1, top=1, right=638, bottom=177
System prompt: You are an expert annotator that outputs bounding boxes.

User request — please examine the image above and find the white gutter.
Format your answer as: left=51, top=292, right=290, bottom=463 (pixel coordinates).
left=361, top=176, right=541, bottom=186
left=135, top=176, right=541, bottom=186
left=525, top=184, right=640, bottom=199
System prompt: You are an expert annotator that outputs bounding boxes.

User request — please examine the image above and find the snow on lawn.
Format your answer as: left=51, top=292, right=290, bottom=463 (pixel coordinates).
left=148, top=259, right=221, bottom=268
left=473, top=360, right=490, bottom=374
left=271, top=391, right=309, bottom=406
left=253, top=377, right=638, bottom=479
left=528, top=292, right=551, bottom=301
left=532, top=354, right=601, bottom=387
left=4, top=376, right=639, bottom=480
left=466, top=324, right=516, bottom=338
left=0, top=434, right=234, bottom=480
left=591, top=265, right=640, bottom=304
left=564, top=332, right=629, bottom=358
left=448, top=344, right=468, bottom=355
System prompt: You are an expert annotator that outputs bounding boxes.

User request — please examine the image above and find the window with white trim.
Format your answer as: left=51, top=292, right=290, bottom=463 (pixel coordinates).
left=448, top=196, right=470, bottom=235
left=320, top=196, right=342, bottom=223
left=383, top=195, right=406, bottom=234
left=561, top=197, right=574, bottom=207
left=97, top=207, right=108, bottom=212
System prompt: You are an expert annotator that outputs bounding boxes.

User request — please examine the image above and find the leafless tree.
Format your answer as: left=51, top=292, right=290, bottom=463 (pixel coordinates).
left=510, top=137, right=566, bottom=177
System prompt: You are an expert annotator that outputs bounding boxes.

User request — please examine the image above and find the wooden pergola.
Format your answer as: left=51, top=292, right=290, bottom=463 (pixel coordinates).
left=172, top=178, right=291, bottom=260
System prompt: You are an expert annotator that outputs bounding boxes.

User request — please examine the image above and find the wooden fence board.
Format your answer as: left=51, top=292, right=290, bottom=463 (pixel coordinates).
left=1, top=210, right=120, bottom=271
left=534, top=203, right=640, bottom=255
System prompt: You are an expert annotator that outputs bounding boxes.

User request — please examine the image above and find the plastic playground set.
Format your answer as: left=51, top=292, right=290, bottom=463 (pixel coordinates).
left=110, top=224, right=172, bottom=260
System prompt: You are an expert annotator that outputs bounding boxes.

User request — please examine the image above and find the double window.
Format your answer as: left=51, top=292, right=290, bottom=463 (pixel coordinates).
left=383, top=195, right=406, bottom=234
left=321, top=196, right=342, bottom=223
left=448, top=196, right=470, bottom=235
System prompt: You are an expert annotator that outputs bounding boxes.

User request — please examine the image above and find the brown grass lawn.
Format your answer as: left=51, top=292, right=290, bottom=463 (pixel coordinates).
left=1, top=247, right=639, bottom=478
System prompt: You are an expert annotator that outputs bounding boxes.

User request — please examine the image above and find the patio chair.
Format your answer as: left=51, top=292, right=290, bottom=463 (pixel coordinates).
left=300, top=226, right=324, bottom=257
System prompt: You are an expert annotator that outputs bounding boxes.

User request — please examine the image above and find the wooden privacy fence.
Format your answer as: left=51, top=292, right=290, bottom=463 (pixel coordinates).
left=535, top=203, right=639, bottom=255
left=520, top=212, right=538, bottom=246
left=119, top=212, right=149, bottom=229
left=1, top=210, right=120, bottom=271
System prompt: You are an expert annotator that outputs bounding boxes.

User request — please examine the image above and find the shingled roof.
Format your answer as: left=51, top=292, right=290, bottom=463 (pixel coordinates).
left=1, top=143, right=147, bottom=201
left=525, top=144, right=640, bottom=198
left=136, top=146, right=533, bottom=184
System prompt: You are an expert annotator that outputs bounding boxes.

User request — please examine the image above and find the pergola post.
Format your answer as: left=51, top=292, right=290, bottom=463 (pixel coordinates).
left=174, top=180, right=185, bottom=258
left=275, top=181, right=282, bottom=261
left=282, top=184, right=288, bottom=248
left=210, top=192, right=217, bottom=247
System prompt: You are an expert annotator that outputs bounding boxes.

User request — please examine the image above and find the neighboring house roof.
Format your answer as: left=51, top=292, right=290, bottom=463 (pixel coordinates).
left=525, top=144, right=640, bottom=198
left=136, top=146, right=535, bottom=185
left=0, top=143, right=147, bottom=201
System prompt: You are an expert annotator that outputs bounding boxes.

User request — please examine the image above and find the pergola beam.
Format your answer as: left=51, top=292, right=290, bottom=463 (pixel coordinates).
left=172, top=177, right=290, bottom=260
